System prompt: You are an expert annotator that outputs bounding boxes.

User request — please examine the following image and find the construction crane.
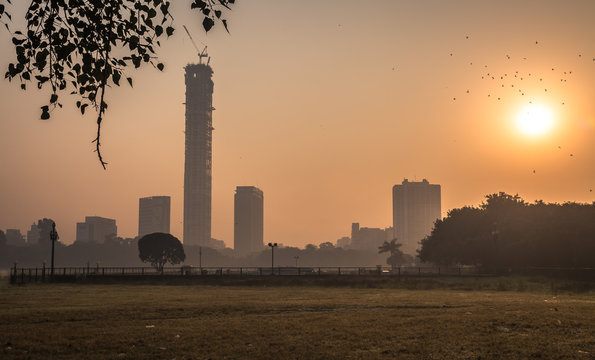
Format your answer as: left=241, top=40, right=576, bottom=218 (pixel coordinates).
left=183, top=25, right=209, bottom=65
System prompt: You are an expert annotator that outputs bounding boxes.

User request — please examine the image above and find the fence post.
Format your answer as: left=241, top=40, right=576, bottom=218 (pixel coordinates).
left=438, top=267, right=441, bottom=276
left=398, top=267, right=401, bottom=276
left=42, top=263, right=46, bottom=282
left=102, top=267, right=105, bottom=276
left=35, top=268, right=38, bottom=282
left=318, top=267, right=321, bottom=275
left=338, top=267, right=341, bottom=275
left=11, top=263, right=17, bottom=284
left=458, top=267, right=461, bottom=276
left=298, top=267, right=301, bottom=276
left=418, top=267, right=421, bottom=276
left=63, top=268, right=66, bottom=276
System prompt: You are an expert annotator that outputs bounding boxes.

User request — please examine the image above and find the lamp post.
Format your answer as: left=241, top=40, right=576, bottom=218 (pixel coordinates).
left=49, top=222, right=59, bottom=281
left=268, top=242, right=277, bottom=275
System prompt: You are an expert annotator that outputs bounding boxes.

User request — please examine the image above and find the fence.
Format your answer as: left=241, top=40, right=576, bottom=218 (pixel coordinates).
left=9, top=265, right=482, bottom=284
left=9, top=265, right=594, bottom=284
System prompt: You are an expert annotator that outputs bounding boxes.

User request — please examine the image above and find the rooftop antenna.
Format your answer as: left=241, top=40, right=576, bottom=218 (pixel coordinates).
left=183, top=25, right=209, bottom=64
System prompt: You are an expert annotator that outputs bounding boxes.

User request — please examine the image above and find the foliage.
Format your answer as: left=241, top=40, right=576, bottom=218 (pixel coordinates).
left=378, top=239, right=404, bottom=270
left=419, top=192, right=595, bottom=269
left=1, top=0, right=235, bottom=168
left=137, top=232, right=185, bottom=270
left=36, top=218, right=57, bottom=245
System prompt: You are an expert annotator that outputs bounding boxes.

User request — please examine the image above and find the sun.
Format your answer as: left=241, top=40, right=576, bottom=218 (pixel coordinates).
left=516, top=104, right=554, bottom=136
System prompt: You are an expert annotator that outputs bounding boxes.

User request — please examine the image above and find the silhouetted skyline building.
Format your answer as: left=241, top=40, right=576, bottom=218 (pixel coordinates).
left=138, top=196, right=171, bottom=238
left=234, top=186, right=264, bottom=256
left=183, top=62, right=214, bottom=246
left=393, top=178, right=441, bottom=255
left=26, top=222, right=40, bottom=245
left=76, top=216, right=117, bottom=244
left=349, top=223, right=393, bottom=250
left=5, top=229, right=25, bottom=246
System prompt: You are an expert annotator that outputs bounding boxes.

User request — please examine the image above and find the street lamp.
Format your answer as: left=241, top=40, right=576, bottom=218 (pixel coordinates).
left=268, top=242, right=277, bottom=275
left=49, top=222, right=59, bottom=280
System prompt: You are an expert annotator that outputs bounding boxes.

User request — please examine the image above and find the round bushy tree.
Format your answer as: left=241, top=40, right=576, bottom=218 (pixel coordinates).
left=138, top=232, right=185, bottom=271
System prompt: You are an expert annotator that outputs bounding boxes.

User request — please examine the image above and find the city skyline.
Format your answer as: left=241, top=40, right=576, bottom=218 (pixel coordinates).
left=1, top=0, right=594, bottom=247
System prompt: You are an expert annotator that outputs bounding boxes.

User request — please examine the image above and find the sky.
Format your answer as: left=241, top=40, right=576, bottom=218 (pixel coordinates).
left=1, top=0, right=594, bottom=247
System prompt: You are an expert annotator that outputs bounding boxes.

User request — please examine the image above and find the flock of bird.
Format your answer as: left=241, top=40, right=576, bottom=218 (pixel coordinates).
left=444, top=36, right=593, bottom=194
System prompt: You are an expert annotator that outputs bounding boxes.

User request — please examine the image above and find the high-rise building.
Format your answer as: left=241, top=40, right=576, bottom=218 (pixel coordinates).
left=183, top=62, right=214, bottom=246
left=26, top=223, right=40, bottom=245
left=393, top=179, right=441, bottom=255
left=234, top=186, right=264, bottom=256
left=138, top=196, right=171, bottom=238
left=5, top=229, right=26, bottom=246
left=76, top=216, right=117, bottom=244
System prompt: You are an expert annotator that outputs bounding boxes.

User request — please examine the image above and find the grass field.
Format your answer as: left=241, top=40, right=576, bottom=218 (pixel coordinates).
left=1, top=278, right=594, bottom=359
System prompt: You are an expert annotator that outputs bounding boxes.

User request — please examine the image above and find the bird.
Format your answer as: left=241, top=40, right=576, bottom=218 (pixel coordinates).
left=570, top=154, right=574, bottom=157
left=590, top=189, right=592, bottom=192
left=533, top=170, right=536, bottom=174
left=558, top=146, right=561, bottom=149
left=466, top=35, right=469, bottom=39
left=466, top=90, right=470, bottom=93
left=535, top=41, right=539, bottom=44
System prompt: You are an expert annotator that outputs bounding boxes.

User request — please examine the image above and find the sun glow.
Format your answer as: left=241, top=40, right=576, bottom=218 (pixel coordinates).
left=516, top=104, right=554, bottom=136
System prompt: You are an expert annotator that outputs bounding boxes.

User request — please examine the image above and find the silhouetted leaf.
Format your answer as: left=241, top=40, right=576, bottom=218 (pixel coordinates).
left=203, top=17, right=214, bottom=32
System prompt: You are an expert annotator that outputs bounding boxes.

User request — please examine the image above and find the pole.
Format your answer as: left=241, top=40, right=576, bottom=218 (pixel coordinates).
left=268, top=243, right=277, bottom=275
left=199, top=247, right=202, bottom=269
left=49, top=222, right=58, bottom=281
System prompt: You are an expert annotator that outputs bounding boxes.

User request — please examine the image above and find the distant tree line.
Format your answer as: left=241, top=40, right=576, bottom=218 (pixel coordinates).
left=419, top=193, right=595, bottom=269
left=0, top=233, right=417, bottom=269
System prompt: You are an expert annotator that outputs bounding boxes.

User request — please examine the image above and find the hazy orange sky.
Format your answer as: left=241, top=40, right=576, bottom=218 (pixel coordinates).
left=1, top=0, right=594, bottom=247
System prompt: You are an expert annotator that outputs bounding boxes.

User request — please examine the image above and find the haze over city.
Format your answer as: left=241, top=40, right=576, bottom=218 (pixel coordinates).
left=1, top=0, right=594, bottom=247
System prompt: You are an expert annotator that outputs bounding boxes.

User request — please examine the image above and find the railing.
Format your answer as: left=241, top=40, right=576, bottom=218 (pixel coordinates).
left=9, top=265, right=593, bottom=284
left=8, top=265, right=482, bottom=284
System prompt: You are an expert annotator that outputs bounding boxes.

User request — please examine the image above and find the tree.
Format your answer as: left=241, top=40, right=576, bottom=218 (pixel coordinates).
left=1, top=0, right=235, bottom=168
left=36, top=218, right=57, bottom=245
left=418, top=193, right=595, bottom=269
left=318, top=241, right=335, bottom=250
left=378, top=239, right=403, bottom=270
left=138, top=232, right=185, bottom=271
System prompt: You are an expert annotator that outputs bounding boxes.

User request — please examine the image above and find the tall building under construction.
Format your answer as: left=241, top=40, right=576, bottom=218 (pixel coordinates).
left=183, top=63, right=214, bottom=246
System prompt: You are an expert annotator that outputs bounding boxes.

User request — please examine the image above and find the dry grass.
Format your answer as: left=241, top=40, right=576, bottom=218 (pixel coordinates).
left=1, top=280, right=594, bottom=359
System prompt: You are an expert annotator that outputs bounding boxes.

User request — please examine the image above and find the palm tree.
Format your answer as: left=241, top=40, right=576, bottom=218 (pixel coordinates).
left=378, top=239, right=403, bottom=271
